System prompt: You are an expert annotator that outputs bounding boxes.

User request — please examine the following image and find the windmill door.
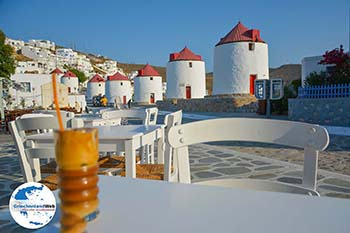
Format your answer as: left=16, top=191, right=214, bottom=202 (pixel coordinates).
left=249, top=75, right=257, bottom=95
left=186, top=86, right=191, bottom=99
left=150, top=93, right=155, bottom=104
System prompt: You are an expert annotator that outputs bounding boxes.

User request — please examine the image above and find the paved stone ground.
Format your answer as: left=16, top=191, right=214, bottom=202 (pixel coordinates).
left=206, top=135, right=350, bottom=176
left=1, top=131, right=350, bottom=231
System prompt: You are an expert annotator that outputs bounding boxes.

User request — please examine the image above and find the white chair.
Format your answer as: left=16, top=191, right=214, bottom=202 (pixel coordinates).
left=119, top=110, right=183, bottom=181
left=9, top=115, right=59, bottom=183
left=166, top=118, right=329, bottom=196
left=101, top=107, right=159, bottom=163
left=9, top=114, right=120, bottom=186
left=101, top=107, right=158, bottom=125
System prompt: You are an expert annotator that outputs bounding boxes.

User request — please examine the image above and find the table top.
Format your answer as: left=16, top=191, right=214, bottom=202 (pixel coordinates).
left=4, top=176, right=341, bottom=232
left=26, top=124, right=165, bottom=141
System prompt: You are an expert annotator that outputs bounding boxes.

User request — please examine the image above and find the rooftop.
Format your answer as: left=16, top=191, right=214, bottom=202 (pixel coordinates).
left=169, top=47, right=202, bottom=62
left=216, top=21, right=264, bottom=46
left=89, top=74, right=105, bottom=82
left=137, top=64, right=160, bottom=77
left=107, top=72, right=129, bottom=81
left=63, top=71, right=77, bottom=78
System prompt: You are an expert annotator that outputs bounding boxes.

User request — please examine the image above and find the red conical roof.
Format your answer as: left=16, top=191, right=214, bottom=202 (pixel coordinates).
left=137, top=64, right=160, bottom=77
left=89, top=74, right=105, bottom=83
left=216, top=21, right=264, bottom=46
left=50, top=68, right=63, bottom=74
left=63, top=71, right=77, bottom=78
left=107, top=72, right=129, bottom=81
left=169, top=47, right=202, bottom=62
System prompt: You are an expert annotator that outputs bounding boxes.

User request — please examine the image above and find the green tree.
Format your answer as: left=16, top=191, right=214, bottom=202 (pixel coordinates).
left=0, top=29, right=16, bottom=79
left=271, top=79, right=301, bottom=115
left=65, top=66, right=87, bottom=83
left=304, top=71, right=328, bottom=86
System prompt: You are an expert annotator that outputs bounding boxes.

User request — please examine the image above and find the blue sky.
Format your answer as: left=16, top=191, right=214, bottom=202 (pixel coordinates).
left=0, top=0, right=349, bottom=71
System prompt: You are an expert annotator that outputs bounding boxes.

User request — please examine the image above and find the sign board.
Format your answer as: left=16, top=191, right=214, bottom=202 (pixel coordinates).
left=254, top=79, right=268, bottom=100
left=270, top=79, right=284, bottom=100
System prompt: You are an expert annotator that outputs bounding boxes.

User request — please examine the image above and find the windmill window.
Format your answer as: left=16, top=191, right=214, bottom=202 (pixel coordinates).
left=249, top=43, right=255, bottom=51
left=189, top=62, right=192, bottom=68
left=120, top=82, right=123, bottom=86
left=150, top=77, right=153, bottom=80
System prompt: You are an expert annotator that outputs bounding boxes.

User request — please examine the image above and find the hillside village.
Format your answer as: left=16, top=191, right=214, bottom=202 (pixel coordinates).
left=5, top=20, right=338, bottom=117
left=1, top=4, right=350, bottom=229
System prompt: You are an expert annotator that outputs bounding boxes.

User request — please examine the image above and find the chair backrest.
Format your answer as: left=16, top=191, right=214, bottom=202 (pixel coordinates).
left=167, top=118, right=329, bottom=189
left=101, top=108, right=158, bottom=125
left=9, top=115, right=59, bottom=182
left=163, top=110, right=183, bottom=181
left=145, top=107, right=158, bottom=125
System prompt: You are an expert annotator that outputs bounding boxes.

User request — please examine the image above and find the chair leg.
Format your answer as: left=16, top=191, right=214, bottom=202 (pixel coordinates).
left=303, top=148, right=319, bottom=191
left=177, top=146, right=191, bottom=184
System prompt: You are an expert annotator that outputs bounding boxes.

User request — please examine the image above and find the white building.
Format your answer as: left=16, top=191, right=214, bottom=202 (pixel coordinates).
left=21, top=45, right=52, bottom=60
left=105, top=72, right=132, bottom=104
left=86, top=74, right=105, bottom=100
left=75, top=54, right=93, bottom=76
left=61, top=71, right=79, bottom=94
left=134, top=64, right=163, bottom=104
left=166, top=47, right=206, bottom=99
left=15, top=61, right=44, bottom=74
left=8, top=74, right=59, bottom=107
left=213, top=22, right=269, bottom=95
left=5, top=38, right=24, bottom=51
left=56, top=48, right=76, bottom=64
left=301, top=55, right=336, bottom=87
left=96, top=60, right=119, bottom=76
left=28, top=39, right=55, bottom=50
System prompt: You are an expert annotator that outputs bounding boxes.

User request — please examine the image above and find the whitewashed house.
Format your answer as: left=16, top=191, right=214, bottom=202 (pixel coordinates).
left=86, top=74, right=105, bottom=100
left=213, top=22, right=269, bottom=95
left=105, top=72, right=132, bottom=104
left=28, top=39, right=55, bottom=50
left=21, top=45, right=52, bottom=60
left=5, top=38, right=24, bottom=51
left=8, top=74, right=59, bottom=107
left=134, top=64, right=163, bottom=104
left=15, top=61, right=44, bottom=74
left=301, top=55, right=336, bottom=87
left=56, top=48, right=77, bottom=65
left=96, top=60, right=119, bottom=76
left=61, top=71, right=79, bottom=94
left=76, top=54, right=93, bottom=76
left=166, top=47, right=206, bottom=99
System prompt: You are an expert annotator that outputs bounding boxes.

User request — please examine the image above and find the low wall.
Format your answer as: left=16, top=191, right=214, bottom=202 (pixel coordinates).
left=288, top=97, right=350, bottom=126
left=157, top=95, right=258, bottom=113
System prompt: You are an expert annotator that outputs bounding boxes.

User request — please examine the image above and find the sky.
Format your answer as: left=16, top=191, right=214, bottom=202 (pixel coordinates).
left=0, top=0, right=349, bottom=71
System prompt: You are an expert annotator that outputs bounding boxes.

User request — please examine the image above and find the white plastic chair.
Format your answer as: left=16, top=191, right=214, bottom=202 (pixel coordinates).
left=163, top=110, right=184, bottom=182
left=101, top=107, right=159, bottom=163
left=166, top=118, right=329, bottom=196
left=9, top=115, right=59, bottom=182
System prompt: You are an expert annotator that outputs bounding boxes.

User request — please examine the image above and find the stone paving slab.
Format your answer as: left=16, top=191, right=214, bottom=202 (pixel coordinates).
left=1, top=139, right=350, bottom=231
left=189, top=143, right=350, bottom=199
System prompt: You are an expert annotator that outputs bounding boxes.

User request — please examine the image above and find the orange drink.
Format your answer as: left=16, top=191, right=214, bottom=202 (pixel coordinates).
left=55, top=128, right=99, bottom=233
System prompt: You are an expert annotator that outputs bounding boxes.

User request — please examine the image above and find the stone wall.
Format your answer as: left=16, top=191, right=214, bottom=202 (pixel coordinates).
left=156, top=95, right=258, bottom=113
left=288, top=97, right=350, bottom=126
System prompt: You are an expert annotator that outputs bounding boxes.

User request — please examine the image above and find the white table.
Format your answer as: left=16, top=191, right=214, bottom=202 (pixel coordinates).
left=2, top=176, right=350, bottom=233
left=26, top=125, right=165, bottom=178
